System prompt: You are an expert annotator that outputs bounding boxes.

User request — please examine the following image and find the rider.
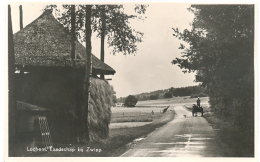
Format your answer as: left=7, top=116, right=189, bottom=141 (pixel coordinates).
left=197, top=97, right=201, bottom=107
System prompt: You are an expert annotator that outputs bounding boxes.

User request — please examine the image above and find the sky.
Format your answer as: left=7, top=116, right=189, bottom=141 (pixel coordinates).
left=9, top=3, right=199, bottom=98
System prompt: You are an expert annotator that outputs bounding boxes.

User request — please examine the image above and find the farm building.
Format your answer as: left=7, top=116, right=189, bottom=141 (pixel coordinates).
left=11, top=9, right=116, bottom=155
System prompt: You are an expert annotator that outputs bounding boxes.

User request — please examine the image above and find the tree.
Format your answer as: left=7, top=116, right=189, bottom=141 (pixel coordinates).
left=70, top=5, right=76, bottom=64
left=100, top=5, right=106, bottom=79
left=169, top=87, right=175, bottom=93
left=44, top=5, right=148, bottom=56
left=19, top=5, right=23, bottom=30
left=82, top=5, right=92, bottom=142
left=96, top=5, right=148, bottom=79
left=172, top=5, right=254, bottom=149
left=149, top=93, right=159, bottom=100
left=124, top=95, right=138, bottom=107
left=164, top=92, right=173, bottom=98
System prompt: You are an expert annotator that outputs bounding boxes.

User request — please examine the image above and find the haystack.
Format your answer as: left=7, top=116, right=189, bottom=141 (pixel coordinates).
left=88, top=77, right=113, bottom=141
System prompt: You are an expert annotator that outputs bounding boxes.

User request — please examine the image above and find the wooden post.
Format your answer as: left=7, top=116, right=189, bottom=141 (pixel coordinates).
left=19, top=5, right=23, bottom=30
left=8, top=4, right=17, bottom=156
left=100, top=5, right=106, bottom=79
left=83, top=5, right=92, bottom=142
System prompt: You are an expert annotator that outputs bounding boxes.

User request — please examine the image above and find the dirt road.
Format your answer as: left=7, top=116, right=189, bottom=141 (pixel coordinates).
left=121, top=106, right=223, bottom=157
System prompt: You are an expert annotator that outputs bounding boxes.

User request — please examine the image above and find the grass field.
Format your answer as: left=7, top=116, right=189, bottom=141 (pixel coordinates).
left=109, top=106, right=171, bottom=131
left=111, top=106, right=165, bottom=123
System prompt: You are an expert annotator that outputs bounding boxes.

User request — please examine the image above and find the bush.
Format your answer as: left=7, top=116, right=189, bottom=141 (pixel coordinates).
left=124, top=95, right=138, bottom=107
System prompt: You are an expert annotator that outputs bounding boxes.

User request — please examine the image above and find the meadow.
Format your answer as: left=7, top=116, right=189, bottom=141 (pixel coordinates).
left=110, top=106, right=167, bottom=128
left=111, top=107, right=164, bottom=122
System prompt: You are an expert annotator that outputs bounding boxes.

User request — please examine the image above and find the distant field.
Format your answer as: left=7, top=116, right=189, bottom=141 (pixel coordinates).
left=136, top=96, right=209, bottom=106
left=111, top=106, right=166, bottom=124
left=112, top=106, right=165, bottom=114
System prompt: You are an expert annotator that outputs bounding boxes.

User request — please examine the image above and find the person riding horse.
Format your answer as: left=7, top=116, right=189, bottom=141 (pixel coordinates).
left=192, top=103, right=203, bottom=116
left=197, top=97, right=201, bottom=107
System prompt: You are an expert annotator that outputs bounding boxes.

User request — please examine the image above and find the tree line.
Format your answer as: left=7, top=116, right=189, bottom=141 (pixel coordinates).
left=117, top=84, right=207, bottom=103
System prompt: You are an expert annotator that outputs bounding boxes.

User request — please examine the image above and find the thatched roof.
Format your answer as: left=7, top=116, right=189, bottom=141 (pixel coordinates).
left=13, top=9, right=115, bottom=75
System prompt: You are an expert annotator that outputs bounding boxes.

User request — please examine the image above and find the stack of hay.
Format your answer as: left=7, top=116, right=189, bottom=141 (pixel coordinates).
left=88, top=77, right=113, bottom=141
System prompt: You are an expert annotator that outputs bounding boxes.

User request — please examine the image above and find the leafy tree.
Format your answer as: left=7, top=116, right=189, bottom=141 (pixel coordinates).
left=172, top=5, right=254, bottom=151
left=124, top=95, right=138, bottom=107
left=169, top=87, right=175, bottom=93
left=44, top=4, right=147, bottom=56
left=164, top=92, right=173, bottom=98
left=149, top=93, right=159, bottom=100
left=117, top=97, right=125, bottom=103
